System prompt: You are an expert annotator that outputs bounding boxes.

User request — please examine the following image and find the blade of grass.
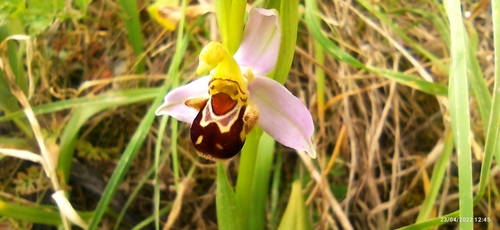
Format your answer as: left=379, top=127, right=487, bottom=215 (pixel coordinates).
left=56, top=88, right=161, bottom=183
left=446, top=0, right=473, bottom=229
left=475, top=0, right=500, bottom=204
left=416, top=129, right=453, bottom=222
left=117, top=0, right=145, bottom=73
left=0, top=88, right=160, bottom=123
left=131, top=202, right=173, bottom=230
left=464, top=31, right=491, bottom=133
left=398, top=212, right=460, bottom=230
left=114, top=132, right=197, bottom=229
left=86, top=90, right=169, bottom=229
left=277, top=180, right=311, bottom=230
left=269, top=150, right=283, bottom=230
left=153, top=116, right=168, bottom=230
left=0, top=200, right=93, bottom=226
left=0, top=21, right=32, bottom=137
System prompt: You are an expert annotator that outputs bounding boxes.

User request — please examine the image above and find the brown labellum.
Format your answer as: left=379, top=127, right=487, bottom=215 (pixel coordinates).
left=186, top=93, right=258, bottom=161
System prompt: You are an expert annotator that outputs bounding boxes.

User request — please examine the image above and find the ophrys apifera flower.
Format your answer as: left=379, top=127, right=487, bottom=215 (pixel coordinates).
left=156, top=8, right=315, bottom=161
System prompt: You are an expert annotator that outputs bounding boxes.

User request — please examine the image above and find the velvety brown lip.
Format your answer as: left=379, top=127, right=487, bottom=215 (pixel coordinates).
left=211, top=93, right=237, bottom=116
left=190, top=102, right=247, bottom=161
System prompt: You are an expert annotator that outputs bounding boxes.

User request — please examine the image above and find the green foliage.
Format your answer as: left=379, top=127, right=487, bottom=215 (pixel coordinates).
left=277, top=180, right=311, bottom=230
left=117, top=0, right=145, bottom=73
left=216, top=163, right=243, bottom=230
left=0, top=199, right=94, bottom=226
left=0, top=0, right=64, bottom=35
left=446, top=1, right=473, bottom=229
left=76, top=141, right=119, bottom=162
left=12, top=165, right=49, bottom=195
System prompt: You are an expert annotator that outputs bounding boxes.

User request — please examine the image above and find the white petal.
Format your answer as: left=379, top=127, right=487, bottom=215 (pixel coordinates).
left=234, top=8, right=281, bottom=75
left=155, top=76, right=210, bottom=123
left=249, top=76, right=316, bottom=158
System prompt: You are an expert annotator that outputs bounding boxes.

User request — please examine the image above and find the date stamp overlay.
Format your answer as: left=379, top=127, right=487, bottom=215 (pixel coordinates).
left=440, top=216, right=491, bottom=223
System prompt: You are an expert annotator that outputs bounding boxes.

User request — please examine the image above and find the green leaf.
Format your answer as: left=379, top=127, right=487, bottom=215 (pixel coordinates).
left=445, top=0, right=473, bottom=229
left=235, top=128, right=262, bottom=227
left=117, top=0, right=145, bottom=73
left=247, top=132, right=276, bottom=230
left=0, top=88, right=160, bottom=123
left=50, top=88, right=161, bottom=183
left=216, top=163, right=243, bottom=230
left=475, top=0, right=500, bottom=205
left=277, top=180, right=311, bottom=230
left=0, top=19, right=32, bottom=137
left=0, top=199, right=93, bottom=226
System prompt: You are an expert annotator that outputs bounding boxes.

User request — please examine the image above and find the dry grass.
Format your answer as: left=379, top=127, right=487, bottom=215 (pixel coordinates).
left=0, top=0, right=498, bottom=229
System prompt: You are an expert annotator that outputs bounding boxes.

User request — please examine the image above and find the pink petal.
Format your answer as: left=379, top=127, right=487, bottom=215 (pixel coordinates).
left=233, top=8, right=281, bottom=75
left=155, top=76, right=210, bottom=123
left=249, top=76, right=316, bottom=158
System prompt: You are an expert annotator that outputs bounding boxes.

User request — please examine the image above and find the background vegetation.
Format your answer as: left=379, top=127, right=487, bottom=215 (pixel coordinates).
left=0, top=0, right=498, bottom=229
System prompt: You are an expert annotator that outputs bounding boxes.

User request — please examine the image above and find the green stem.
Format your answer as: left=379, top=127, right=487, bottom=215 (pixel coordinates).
left=235, top=128, right=263, bottom=227
left=226, top=0, right=246, bottom=54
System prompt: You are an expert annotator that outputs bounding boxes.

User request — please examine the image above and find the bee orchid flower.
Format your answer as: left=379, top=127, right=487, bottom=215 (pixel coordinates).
left=156, top=8, right=315, bottom=160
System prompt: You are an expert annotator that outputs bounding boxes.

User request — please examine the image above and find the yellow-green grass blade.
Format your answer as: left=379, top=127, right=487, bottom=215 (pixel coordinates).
left=398, top=212, right=460, bottom=230
left=114, top=130, right=179, bottom=229
left=277, top=180, right=311, bottom=230
left=416, top=129, right=453, bottom=222
left=474, top=0, right=500, bottom=205
left=0, top=20, right=32, bottom=137
left=269, top=150, right=283, bottom=229
left=131, top=202, right=173, bottom=230
left=0, top=200, right=93, bottom=226
left=154, top=116, right=168, bottom=230
left=464, top=33, right=491, bottom=133
left=55, top=88, right=161, bottom=183
left=446, top=1, right=473, bottom=229
left=117, top=0, right=145, bottom=73
left=0, top=88, right=160, bottom=123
